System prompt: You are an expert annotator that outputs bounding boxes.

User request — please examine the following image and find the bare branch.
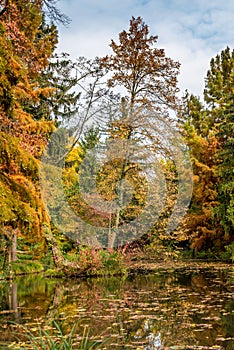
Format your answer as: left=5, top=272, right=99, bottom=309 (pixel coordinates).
left=43, top=0, right=71, bottom=26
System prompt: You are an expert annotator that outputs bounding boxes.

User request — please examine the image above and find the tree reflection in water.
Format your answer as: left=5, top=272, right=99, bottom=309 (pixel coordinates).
left=0, top=268, right=233, bottom=349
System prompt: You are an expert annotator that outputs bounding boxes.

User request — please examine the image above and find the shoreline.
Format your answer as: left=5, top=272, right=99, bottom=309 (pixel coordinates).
left=0, top=258, right=233, bottom=281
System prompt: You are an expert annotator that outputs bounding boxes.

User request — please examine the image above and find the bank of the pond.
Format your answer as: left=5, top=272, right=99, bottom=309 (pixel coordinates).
left=1, top=255, right=233, bottom=281
left=0, top=260, right=45, bottom=280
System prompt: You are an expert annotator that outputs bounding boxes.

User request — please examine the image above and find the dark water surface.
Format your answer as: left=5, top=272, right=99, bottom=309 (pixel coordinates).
left=0, top=266, right=233, bottom=349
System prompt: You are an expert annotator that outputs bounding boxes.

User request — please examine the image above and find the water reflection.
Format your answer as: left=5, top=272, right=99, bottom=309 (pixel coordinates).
left=0, top=268, right=233, bottom=349
left=145, top=333, right=162, bottom=349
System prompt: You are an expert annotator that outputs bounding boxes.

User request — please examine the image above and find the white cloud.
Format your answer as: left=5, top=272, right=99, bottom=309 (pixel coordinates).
left=56, top=0, right=234, bottom=97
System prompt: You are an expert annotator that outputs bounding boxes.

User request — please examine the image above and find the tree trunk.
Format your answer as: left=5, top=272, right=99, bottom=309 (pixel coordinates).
left=6, top=227, right=18, bottom=263
left=11, top=229, right=17, bottom=262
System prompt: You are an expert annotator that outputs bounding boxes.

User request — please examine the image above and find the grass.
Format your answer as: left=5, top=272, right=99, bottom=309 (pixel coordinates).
left=11, top=260, right=44, bottom=275
left=0, top=260, right=44, bottom=279
left=9, top=321, right=105, bottom=349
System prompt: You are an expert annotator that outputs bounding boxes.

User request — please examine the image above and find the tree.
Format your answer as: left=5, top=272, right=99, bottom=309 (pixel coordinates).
left=24, top=53, right=81, bottom=123
left=102, top=16, right=180, bottom=115
left=204, top=47, right=234, bottom=108
left=180, top=47, right=234, bottom=253
left=0, top=0, right=58, bottom=267
left=42, top=0, right=71, bottom=25
left=205, top=47, right=234, bottom=245
left=101, top=17, right=180, bottom=154
left=0, top=0, right=58, bottom=156
left=181, top=110, right=220, bottom=252
left=0, top=0, right=70, bottom=26
left=215, top=92, right=234, bottom=238
left=98, top=17, right=181, bottom=246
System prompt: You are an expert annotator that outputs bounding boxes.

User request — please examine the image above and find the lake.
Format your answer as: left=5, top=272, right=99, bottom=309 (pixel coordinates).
left=0, top=266, right=233, bottom=349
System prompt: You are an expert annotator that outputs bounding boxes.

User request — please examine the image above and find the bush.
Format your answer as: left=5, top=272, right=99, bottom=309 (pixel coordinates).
left=195, top=249, right=216, bottom=260
left=100, top=249, right=126, bottom=275
left=75, top=246, right=126, bottom=276
left=219, top=242, right=234, bottom=262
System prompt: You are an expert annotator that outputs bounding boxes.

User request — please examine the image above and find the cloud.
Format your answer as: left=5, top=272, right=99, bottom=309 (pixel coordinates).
left=56, top=0, right=234, bottom=96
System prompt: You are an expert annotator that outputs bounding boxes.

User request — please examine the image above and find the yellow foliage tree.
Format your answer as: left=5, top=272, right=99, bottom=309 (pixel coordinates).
left=0, top=0, right=57, bottom=266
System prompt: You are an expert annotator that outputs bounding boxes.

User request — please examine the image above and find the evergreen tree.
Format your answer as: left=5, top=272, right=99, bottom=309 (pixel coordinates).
left=215, top=92, right=234, bottom=238
left=204, top=47, right=234, bottom=108
left=23, top=52, right=81, bottom=123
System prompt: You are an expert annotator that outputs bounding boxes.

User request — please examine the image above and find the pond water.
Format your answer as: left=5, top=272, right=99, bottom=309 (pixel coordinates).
left=0, top=267, right=233, bottom=349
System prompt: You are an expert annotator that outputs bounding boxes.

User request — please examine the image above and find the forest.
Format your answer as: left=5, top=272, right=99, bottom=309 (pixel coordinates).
left=0, top=0, right=233, bottom=280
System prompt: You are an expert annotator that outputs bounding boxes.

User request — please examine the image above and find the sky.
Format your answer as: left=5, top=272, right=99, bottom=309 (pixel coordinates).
left=56, top=0, right=234, bottom=97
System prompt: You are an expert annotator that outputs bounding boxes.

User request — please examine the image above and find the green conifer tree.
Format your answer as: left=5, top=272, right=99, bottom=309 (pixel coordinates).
left=215, top=92, right=234, bottom=237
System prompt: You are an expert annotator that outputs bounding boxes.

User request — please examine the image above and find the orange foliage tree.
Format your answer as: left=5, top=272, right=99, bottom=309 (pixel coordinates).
left=180, top=47, right=234, bottom=254
left=0, top=0, right=58, bottom=265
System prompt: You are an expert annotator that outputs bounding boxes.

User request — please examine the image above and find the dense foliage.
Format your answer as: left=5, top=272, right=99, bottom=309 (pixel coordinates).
left=179, top=47, right=234, bottom=255
left=0, top=5, right=233, bottom=278
left=0, top=0, right=57, bottom=270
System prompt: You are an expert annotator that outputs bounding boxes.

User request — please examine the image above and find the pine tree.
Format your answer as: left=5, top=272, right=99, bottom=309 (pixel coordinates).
left=205, top=47, right=234, bottom=241
left=204, top=47, right=234, bottom=108
left=24, top=53, right=81, bottom=123
left=215, top=92, right=234, bottom=238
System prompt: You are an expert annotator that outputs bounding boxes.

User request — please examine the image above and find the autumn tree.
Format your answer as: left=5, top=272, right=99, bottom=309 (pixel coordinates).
left=102, top=16, right=180, bottom=114
left=0, top=0, right=58, bottom=267
left=97, top=17, right=181, bottom=246
left=180, top=98, right=220, bottom=252
left=100, top=17, right=180, bottom=155
left=180, top=47, right=234, bottom=253
left=0, top=0, right=58, bottom=155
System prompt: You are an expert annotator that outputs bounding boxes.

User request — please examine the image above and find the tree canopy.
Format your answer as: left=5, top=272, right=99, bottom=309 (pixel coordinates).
left=0, top=8, right=233, bottom=274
